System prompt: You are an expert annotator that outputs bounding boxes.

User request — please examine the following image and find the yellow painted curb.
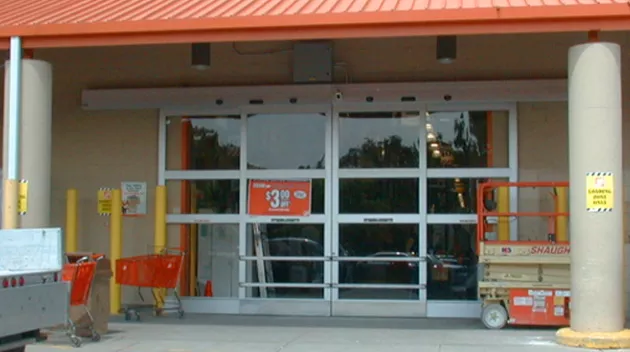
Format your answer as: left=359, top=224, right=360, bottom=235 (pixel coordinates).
left=556, top=328, right=630, bottom=349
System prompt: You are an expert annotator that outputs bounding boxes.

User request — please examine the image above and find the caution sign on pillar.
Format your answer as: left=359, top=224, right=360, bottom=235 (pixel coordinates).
left=18, top=179, right=28, bottom=215
left=586, top=172, right=613, bottom=213
left=97, top=187, right=113, bottom=216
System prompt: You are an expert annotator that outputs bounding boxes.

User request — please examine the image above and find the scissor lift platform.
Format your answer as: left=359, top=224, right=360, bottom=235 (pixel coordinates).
left=476, top=181, right=571, bottom=329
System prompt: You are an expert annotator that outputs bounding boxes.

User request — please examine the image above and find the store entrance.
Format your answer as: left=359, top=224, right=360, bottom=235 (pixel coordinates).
left=164, top=102, right=516, bottom=318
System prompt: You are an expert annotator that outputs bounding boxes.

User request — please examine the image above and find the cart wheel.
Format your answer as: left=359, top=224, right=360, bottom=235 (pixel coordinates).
left=481, top=303, right=508, bottom=330
left=124, top=312, right=132, bottom=321
left=178, top=310, right=185, bottom=319
left=135, top=312, right=141, bottom=321
left=91, top=332, right=101, bottom=342
left=70, top=335, right=82, bottom=348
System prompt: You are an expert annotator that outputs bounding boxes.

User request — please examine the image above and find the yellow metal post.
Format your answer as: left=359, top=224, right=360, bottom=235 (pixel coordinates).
left=497, top=186, right=511, bottom=241
left=154, top=185, right=167, bottom=309
left=109, top=189, right=123, bottom=315
left=2, top=179, right=18, bottom=229
left=65, top=189, right=78, bottom=252
left=556, top=186, right=569, bottom=242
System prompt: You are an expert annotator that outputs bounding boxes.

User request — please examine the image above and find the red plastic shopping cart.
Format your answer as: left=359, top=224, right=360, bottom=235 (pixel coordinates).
left=115, top=248, right=185, bottom=321
left=62, top=256, right=101, bottom=347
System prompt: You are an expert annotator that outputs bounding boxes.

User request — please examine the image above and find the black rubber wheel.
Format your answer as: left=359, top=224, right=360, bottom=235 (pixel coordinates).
left=70, top=335, right=82, bottom=348
left=124, top=312, right=132, bottom=321
left=135, top=312, right=141, bottom=321
left=178, top=310, right=185, bottom=319
left=91, top=332, right=101, bottom=342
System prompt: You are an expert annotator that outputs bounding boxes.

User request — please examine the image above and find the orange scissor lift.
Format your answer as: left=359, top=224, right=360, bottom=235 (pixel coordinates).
left=476, top=181, right=571, bottom=329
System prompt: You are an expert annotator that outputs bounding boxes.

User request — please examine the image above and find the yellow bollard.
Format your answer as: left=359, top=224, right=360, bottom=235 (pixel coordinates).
left=555, top=187, right=569, bottom=242
left=109, top=189, right=123, bottom=315
left=154, top=186, right=167, bottom=309
left=2, top=179, right=18, bottom=229
left=497, top=186, right=511, bottom=241
left=65, top=189, right=78, bottom=252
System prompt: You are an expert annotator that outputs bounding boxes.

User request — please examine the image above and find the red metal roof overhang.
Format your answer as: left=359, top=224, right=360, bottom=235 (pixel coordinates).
left=0, top=0, right=629, bottom=49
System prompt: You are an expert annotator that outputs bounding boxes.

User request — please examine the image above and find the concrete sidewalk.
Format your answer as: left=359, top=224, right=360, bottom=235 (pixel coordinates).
left=28, top=315, right=629, bottom=352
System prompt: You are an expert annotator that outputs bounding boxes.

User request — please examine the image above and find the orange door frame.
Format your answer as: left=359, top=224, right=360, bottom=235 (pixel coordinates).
left=180, top=118, right=192, bottom=296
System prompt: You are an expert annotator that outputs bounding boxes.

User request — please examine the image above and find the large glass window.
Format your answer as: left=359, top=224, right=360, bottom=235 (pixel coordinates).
left=166, top=116, right=241, bottom=170
left=246, top=224, right=325, bottom=257
left=338, top=224, right=419, bottom=258
left=247, top=113, right=327, bottom=169
left=338, top=112, right=420, bottom=168
left=244, top=223, right=325, bottom=299
left=426, top=224, right=478, bottom=301
left=167, top=180, right=239, bottom=214
left=337, top=224, right=419, bottom=300
left=427, top=178, right=507, bottom=214
left=339, top=178, right=419, bottom=214
left=426, top=111, right=508, bottom=168
left=193, top=224, right=239, bottom=298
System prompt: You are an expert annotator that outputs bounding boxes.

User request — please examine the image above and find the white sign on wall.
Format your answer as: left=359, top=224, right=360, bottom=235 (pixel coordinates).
left=121, top=181, right=147, bottom=216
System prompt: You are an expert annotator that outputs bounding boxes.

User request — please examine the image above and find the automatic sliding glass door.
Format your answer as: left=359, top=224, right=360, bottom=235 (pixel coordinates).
left=424, top=106, right=517, bottom=318
left=331, top=108, right=427, bottom=317
left=239, top=109, right=333, bottom=315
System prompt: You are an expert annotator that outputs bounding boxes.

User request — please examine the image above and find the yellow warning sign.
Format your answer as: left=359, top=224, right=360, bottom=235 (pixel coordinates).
left=586, top=172, right=613, bottom=212
left=18, top=179, right=28, bottom=215
left=97, top=188, right=112, bottom=216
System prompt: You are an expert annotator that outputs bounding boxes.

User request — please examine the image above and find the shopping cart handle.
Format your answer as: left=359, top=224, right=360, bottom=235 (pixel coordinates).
left=76, top=256, right=90, bottom=263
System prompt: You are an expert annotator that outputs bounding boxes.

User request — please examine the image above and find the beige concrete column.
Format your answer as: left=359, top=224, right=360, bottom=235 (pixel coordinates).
left=556, top=41, right=630, bottom=349
left=2, top=59, right=52, bottom=228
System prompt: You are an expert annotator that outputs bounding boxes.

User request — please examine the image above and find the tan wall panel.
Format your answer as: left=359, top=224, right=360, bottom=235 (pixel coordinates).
left=517, top=102, right=569, bottom=241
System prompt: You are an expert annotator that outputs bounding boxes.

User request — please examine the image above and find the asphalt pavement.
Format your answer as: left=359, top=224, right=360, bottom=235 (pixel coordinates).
left=27, top=314, right=630, bottom=352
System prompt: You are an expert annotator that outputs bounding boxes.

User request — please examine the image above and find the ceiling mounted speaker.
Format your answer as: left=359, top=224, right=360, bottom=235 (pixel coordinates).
left=436, top=36, right=457, bottom=64
left=191, top=43, right=211, bottom=70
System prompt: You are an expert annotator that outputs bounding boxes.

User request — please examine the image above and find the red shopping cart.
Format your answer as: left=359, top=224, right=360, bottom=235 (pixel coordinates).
left=115, top=248, right=185, bottom=321
left=62, top=256, right=101, bottom=348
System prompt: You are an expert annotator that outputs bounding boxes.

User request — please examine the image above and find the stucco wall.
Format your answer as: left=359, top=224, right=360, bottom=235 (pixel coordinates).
left=3, top=31, right=630, bottom=304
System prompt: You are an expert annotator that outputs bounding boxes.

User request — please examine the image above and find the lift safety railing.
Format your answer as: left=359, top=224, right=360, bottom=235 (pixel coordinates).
left=475, top=181, right=570, bottom=254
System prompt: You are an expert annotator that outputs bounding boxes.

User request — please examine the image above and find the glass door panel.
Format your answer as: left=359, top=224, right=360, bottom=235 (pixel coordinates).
left=242, top=223, right=327, bottom=299
left=426, top=223, right=478, bottom=301
left=332, top=108, right=426, bottom=317
left=336, top=223, right=420, bottom=299
left=425, top=110, right=510, bottom=168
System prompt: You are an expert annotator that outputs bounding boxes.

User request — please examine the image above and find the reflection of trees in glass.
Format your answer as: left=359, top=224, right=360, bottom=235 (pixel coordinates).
left=340, top=135, right=419, bottom=168
left=338, top=135, right=419, bottom=217
left=190, top=126, right=240, bottom=170
left=427, top=112, right=488, bottom=168
left=340, top=179, right=418, bottom=214
left=297, top=155, right=325, bottom=170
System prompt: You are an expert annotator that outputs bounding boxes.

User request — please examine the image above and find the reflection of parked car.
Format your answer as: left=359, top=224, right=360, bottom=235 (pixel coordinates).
left=267, top=237, right=324, bottom=284
left=265, top=237, right=352, bottom=284
left=355, top=252, right=419, bottom=284
left=427, top=251, right=477, bottom=299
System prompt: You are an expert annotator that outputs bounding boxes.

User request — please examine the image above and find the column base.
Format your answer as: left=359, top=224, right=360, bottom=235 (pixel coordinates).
left=557, top=328, right=630, bottom=349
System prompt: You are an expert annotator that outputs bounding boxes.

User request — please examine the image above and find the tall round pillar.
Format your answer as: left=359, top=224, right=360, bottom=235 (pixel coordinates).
left=2, top=59, right=52, bottom=228
left=557, top=42, right=630, bottom=349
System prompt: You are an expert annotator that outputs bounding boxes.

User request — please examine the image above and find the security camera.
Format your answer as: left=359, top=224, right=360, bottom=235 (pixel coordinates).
left=334, top=90, right=343, bottom=101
